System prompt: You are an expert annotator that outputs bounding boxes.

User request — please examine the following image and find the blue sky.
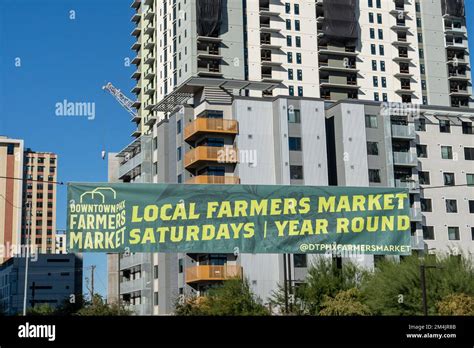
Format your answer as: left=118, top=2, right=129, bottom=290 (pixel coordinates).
left=0, top=1, right=473, bottom=298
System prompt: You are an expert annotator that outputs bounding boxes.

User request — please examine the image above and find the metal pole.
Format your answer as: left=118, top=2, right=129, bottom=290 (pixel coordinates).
left=287, top=254, right=293, bottom=313
left=283, top=253, right=288, bottom=314
left=22, top=202, right=31, bottom=316
left=420, top=263, right=428, bottom=316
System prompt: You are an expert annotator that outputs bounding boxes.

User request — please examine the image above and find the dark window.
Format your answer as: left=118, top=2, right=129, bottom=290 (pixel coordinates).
left=464, top=147, right=474, bottom=160
left=154, top=291, right=159, bottom=306
left=177, top=147, right=182, bottom=161
left=288, top=86, right=294, bottom=96
left=378, top=29, right=383, bottom=39
left=439, top=120, right=451, bottom=133
left=380, top=61, right=385, bottom=71
left=288, top=68, right=293, bottom=80
left=374, top=92, right=379, bottom=101
left=285, top=3, right=290, bottom=13
left=289, top=137, right=302, bottom=151
left=381, top=77, right=386, bottom=87
left=469, top=200, right=474, bottom=214
left=7, top=144, right=14, bottom=155
left=416, top=118, right=426, bottom=131
left=443, top=172, right=455, bottom=186
left=154, top=265, right=159, bottom=279
left=441, top=146, right=453, bottom=159
left=368, top=169, right=381, bottom=183
left=369, top=13, right=374, bottom=23
left=297, top=69, right=302, bottom=81
left=367, top=142, right=379, bottom=155
left=462, top=122, right=473, bottom=134
left=467, top=173, right=474, bottom=186
left=365, top=115, right=378, bottom=128
left=419, top=171, right=430, bottom=185
left=288, top=109, right=301, bottom=123
left=421, top=198, right=432, bottom=212
left=371, top=44, right=376, bottom=55
left=445, top=199, right=457, bottom=213
left=297, top=86, right=303, bottom=96
left=448, top=227, right=459, bottom=241
left=417, top=144, right=428, bottom=158
left=290, top=166, right=303, bottom=180
left=293, top=254, right=307, bottom=268
left=370, top=28, right=375, bottom=39
left=178, top=258, right=183, bottom=273
left=287, top=52, right=293, bottom=63
left=286, top=35, right=292, bottom=46
left=177, top=119, right=182, bottom=134
left=423, top=226, right=434, bottom=240
left=379, top=45, right=384, bottom=55
left=294, top=4, right=300, bottom=15
left=286, top=19, right=291, bottom=30
left=377, top=13, right=382, bottom=24
left=295, top=36, right=301, bottom=47
left=296, top=53, right=302, bottom=64
left=373, top=76, right=378, bottom=87
left=295, top=20, right=300, bottom=31
left=372, top=60, right=377, bottom=71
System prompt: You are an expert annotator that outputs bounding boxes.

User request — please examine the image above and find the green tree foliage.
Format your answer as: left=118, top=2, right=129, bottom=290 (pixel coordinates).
left=174, top=278, right=269, bottom=316
left=76, top=294, right=133, bottom=316
left=362, top=254, right=474, bottom=315
left=436, top=293, right=474, bottom=316
left=319, top=288, right=371, bottom=316
left=26, top=304, right=56, bottom=316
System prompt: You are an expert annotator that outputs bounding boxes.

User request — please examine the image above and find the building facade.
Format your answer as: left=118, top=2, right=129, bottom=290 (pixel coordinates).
left=0, top=254, right=83, bottom=315
left=108, top=0, right=473, bottom=315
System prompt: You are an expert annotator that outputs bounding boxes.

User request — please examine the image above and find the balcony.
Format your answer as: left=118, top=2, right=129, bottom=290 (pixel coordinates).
left=410, top=207, right=422, bottom=222
left=131, top=55, right=141, bottom=65
left=197, top=48, right=222, bottom=60
left=318, top=61, right=358, bottom=73
left=320, top=79, right=359, bottom=89
left=185, top=265, right=242, bottom=283
left=131, top=27, right=141, bottom=37
left=144, top=10, right=155, bottom=20
left=448, top=72, right=469, bottom=80
left=131, top=0, right=141, bottom=9
left=197, top=63, right=222, bottom=77
left=391, top=124, right=416, bottom=138
left=449, top=88, right=470, bottom=96
left=318, top=46, right=357, bottom=56
left=120, top=277, right=147, bottom=294
left=120, top=253, right=148, bottom=270
left=184, top=146, right=238, bottom=169
left=187, top=175, right=240, bottom=184
left=131, top=41, right=141, bottom=51
left=144, top=26, right=155, bottom=35
left=393, top=151, right=417, bottom=166
left=184, top=118, right=238, bottom=141
left=144, top=71, right=156, bottom=80
left=446, top=41, right=467, bottom=50
left=144, top=39, right=155, bottom=49
left=259, top=8, right=280, bottom=17
left=395, top=179, right=418, bottom=192
left=118, top=152, right=143, bottom=179
left=131, top=13, right=141, bottom=23
left=261, top=74, right=283, bottom=83
left=391, top=21, right=409, bottom=31
left=411, top=235, right=424, bottom=250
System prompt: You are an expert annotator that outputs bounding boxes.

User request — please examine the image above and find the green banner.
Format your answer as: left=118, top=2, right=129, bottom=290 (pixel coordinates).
left=67, top=183, right=411, bottom=255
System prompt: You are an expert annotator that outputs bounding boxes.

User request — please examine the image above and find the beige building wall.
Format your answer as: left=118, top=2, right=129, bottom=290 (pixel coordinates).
left=0, top=137, right=24, bottom=263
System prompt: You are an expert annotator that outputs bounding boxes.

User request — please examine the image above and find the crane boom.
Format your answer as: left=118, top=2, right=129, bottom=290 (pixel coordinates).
left=102, top=82, right=137, bottom=117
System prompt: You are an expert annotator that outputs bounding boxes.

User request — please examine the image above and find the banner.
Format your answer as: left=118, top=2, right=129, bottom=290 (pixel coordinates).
left=67, top=183, right=411, bottom=255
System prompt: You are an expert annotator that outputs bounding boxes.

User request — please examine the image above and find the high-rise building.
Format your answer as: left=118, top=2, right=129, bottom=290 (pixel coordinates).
left=22, top=149, right=58, bottom=255
left=55, top=229, right=67, bottom=254
left=0, top=137, right=24, bottom=263
left=108, top=0, right=473, bottom=315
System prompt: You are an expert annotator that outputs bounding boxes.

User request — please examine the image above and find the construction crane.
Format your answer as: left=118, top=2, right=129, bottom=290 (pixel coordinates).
left=101, top=82, right=138, bottom=159
left=102, top=82, right=137, bottom=118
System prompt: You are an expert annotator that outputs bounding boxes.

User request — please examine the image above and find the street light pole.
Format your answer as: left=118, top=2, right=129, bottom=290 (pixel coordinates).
left=22, top=201, right=32, bottom=316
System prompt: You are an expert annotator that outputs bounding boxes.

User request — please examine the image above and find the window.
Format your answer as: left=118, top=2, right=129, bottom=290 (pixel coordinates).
left=418, top=33, right=423, bottom=43
left=290, top=165, right=303, bottom=180
left=465, top=147, right=474, bottom=160
left=297, top=86, right=303, bottom=96
left=177, top=119, right=182, bottom=134
left=382, top=93, right=387, bottom=102
left=154, top=291, right=159, bottom=306
left=381, top=77, right=386, bottom=87
left=365, top=114, right=378, bottom=128
left=446, top=199, right=458, bottom=213
left=374, top=92, right=379, bottom=101
left=285, top=2, right=290, bottom=13
left=370, top=28, right=375, bottom=39
left=178, top=258, right=184, bottom=273
left=287, top=52, right=293, bottom=63
left=423, top=226, right=434, bottom=240
left=420, top=64, right=425, bottom=74
left=295, top=20, right=300, bottom=31
left=448, top=227, right=460, bottom=240
left=419, top=171, right=430, bottom=185
left=377, top=14, right=382, bottom=24
left=297, top=69, right=302, bottom=81
left=296, top=53, right=302, bottom=64
left=294, top=4, right=300, bottom=15
left=286, top=19, right=291, bottom=30
left=379, top=45, right=384, bottom=55
left=369, top=169, right=381, bottom=183
left=378, top=29, right=383, bottom=39
left=373, top=76, right=378, bottom=87
left=288, top=86, right=294, bottom=96
left=419, top=49, right=424, bottom=58
left=177, top=174, right=182, bottom=183
left=422, top=96, right=428, bottom=105
left=439, top=120, right=450, bottom=133
left=295, top=36, right=301, bottom=47
left=376, top=0, right=381, bottom=8
left=469, top=200, right=474, bottom=214
left=288, top=69, right=293, bottom=80
left=380, top=61, right=385, bottom=71
left=416, top=118, right=426, bottom=131
left=371, top=44, right=376, bottom=55
left=289, top=137, right=302, bottom=151
left=288, top=109, right=301, bottom=123
left=293, top=254, right=307, bottom=268
left=367, top=142, right=379, bottom=155
left=443, top=172, right=455, bottom=186
left=462, top=122, right=473, bottom=134
left=286, top=35, right=292, bottom=46
left=421, top=80, right=426, bottom=90
left=154, top=265, right=159, bottom=279
left=417, top=145, right=428, bottom=158
left=441, top=146, right=453, bottom=159
left=472, top=227, right=474, bottom=241
left=177, top=147, right=182, bottom=161
left=368, top=0, right=373, bottom=7
left=467, top=173, right=474, bottom=186
left=421, top=198, right=432, bottom=212
left=372, top=60, right=377, bottom=71
left=369, top=13, right=374, bottom=23
left=7, top=144, right=14, bottom=155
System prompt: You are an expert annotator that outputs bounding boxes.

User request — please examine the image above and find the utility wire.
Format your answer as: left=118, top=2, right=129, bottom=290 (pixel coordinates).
left=0, top=175, right=65, bottom=185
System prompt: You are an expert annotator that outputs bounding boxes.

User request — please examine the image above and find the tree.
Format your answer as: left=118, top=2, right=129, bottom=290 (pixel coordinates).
left=319, top=288, right=371, bottom=316
left=76, top=294, right=133, bottom=316
left=437, top=293, right=474, bottom=316
left=26, top=304, right=56, bottom=316
left=174, top=278, right=269, bottom=316
left=271, top=257, right=367, bottom=315
left=362, top=253, right=474, bottom=315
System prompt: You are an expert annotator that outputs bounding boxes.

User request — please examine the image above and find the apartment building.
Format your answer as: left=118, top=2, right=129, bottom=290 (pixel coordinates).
left=55, top=229, right=67, bottom=255
left=108, top=0, right=473, bottom=315
left=22, top=149, right=58, bottom=255
left=0, top=254, right=82, bottom=315
left=0, top=137, right=24, bottom=263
